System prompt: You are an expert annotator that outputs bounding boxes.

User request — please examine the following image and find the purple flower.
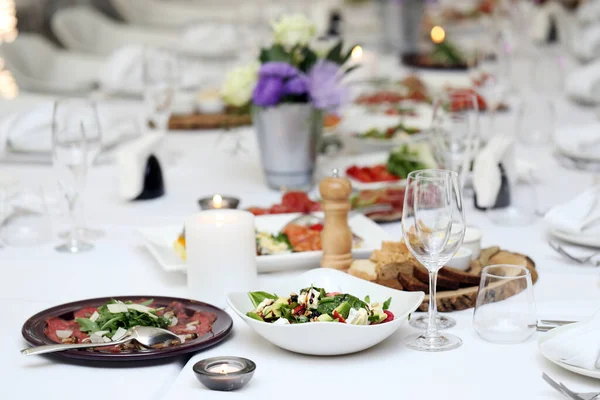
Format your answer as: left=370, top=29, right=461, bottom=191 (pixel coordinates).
left=258, top=62, right=299, bottom=78
left=307, top=60, right=348, bottom=111
left=253, top=76, right=285, bottom=107
left=283, top=75, right=308, bottom=96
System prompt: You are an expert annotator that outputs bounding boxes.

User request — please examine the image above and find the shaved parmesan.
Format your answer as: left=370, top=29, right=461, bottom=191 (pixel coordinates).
left=89, top=311, right=99, bottom=322
left=169, top=317, right=178, bottom=327
left=176, top=335, right=186, bottom=344
left=186, top=320, right=199, bottom=326
left=112, top=327, right=128, bottom=341
left=107, top=303, right=128, bottom=313
left=90, top=330, right=109, bottom=344
left=56, top=330, right=73, bottom=339
left=103, top=336, right=112, bottom=343
left=185, top=325, right=196, bottom=332
left=127, top=304, right=155, bottom=313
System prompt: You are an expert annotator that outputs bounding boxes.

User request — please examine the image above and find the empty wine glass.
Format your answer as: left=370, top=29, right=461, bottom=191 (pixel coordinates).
left=52, top=100, right=94, bottom=253
left=402, top=169, right=466, bottom=352
left=143, top=47, right=179, bottom=133
left=430, top=91, right=480, bottom=191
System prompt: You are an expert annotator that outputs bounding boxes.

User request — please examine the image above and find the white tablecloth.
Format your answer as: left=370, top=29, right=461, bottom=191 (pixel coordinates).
left=2, top=81, right=600, bottom=399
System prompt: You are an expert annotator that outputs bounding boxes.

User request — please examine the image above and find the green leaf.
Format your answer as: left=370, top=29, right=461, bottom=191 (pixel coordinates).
left=344, top=294, right=368, bottom=311
left=342, top=43, right=356, bottom=64
left=75, top=318, right=100, bottom=333
left=383, top=297, right=392, bottom=311
left=368, top=314, right=380, bottom=323
left=140, top=299, right=154, bottom=306
left=260, top=44, right=291, bottom=63
left=246, top=312, right=264, bottom=322
left=248, top=291, right=278, bottom=308
left=364, top=295, right=370, bottom=304
left=343, top=64, right=361, bottom=76
left=325, top=41, right=344, bottom=64
left=298, top=47, right=318, bottom=73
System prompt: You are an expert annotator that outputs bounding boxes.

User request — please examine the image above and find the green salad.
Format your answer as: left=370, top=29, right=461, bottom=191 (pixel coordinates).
left=246, top=287, right=394, bottom=325
left=357, top=123, right=420, bottom=140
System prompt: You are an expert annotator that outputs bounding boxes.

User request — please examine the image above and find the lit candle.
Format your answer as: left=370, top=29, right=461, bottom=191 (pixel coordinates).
left=207, top=364, right=242, bottom=374
left=212, top=194, right=223, bottom=209
left=350, top=45, right=363, bottom=62
left=346, top=45, right=379, bottom=82
left=185, top=210, right=257, bottom=308
left=430, top=25, right=446, bottom=44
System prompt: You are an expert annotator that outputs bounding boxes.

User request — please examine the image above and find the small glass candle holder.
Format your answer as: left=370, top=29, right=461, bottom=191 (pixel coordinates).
left=198, top=194, right=240, bottom=210
left=193, top=356, right=256, bottom=391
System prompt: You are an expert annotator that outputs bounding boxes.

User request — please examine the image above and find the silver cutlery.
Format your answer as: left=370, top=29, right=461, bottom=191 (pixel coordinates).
left=21, top=326, right=181, bottom=356
left=543, top=373, right=600, bottom=400
left=531, top=319, right=577, bottom=332
left=548, top=241, right=600, bottom=266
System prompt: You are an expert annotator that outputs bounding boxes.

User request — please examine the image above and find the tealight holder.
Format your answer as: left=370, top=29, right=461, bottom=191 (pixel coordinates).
left=198, top=194, right=240, bottom=210
left=193, top=356, right=256, bottom=391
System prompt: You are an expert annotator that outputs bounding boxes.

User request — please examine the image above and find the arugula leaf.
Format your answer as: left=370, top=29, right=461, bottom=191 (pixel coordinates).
left=368, top=314, right=380, bottom=323
left=383, top=297, right=392, bottom=310
left=248, top=291, right=278, bottom=308
left=76, top=318, right=100, bottom=333
left=246, top=312, right=264, bottom=322
left=364, top=295, right=371, bottom=304
left=140, top=299, right=154, bottom=306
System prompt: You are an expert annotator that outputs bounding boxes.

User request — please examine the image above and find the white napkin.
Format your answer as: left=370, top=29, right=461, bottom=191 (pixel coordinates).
left=566, top=60, right=600, bottom=105
left=577, top=0, right=600, bottom=25
left=541, top=310, right=600, bottom=371
left=180, top=23, right=239, bottom=58
left=116, top=133, right=165, bottom=201
left=0, top=102, right=138, bottom=154
left=530, top=3, right=552, bottom=44
left=544, top=185, right=600, bottom=236
left=554, top=123, right=600, bottom=160
left=572, top=24, right=600, bottom=62
left=472, top=135, right=516, bottom=208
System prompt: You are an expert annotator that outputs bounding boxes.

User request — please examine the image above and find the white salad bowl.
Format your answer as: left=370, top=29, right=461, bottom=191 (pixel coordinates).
left=226, top=268, right=425, bottom=356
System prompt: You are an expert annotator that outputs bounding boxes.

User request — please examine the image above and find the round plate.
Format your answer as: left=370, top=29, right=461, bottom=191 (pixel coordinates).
left=538, top=322, right=600, bottom=379
left=551, top=229, right=600, bottom=249
left=21, top=295, right=233, bottom=362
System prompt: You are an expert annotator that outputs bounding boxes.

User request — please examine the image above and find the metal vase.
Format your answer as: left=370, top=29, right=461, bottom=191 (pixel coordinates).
left=253, top=104, right=323, bottom=190
left=377, top=0, right=425, bottom=54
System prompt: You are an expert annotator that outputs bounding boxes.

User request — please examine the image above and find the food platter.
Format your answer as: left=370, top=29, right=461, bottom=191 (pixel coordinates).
left=21, top=295, right=233, bottom=361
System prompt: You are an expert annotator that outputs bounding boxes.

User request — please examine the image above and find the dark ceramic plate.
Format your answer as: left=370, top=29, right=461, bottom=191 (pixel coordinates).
left=21, top=295, right=233, bottom=362
left=401, top=53, right=469, bottom=71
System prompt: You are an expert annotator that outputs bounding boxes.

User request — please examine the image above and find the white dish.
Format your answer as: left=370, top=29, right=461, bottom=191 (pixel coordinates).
left=555, top=124, right=600, bottom=162
left=446, top=247, right=472, bottom=270
left=550, top=229, right=600, bottom=249
left=137, top=213, right=391, bottom=274
left=463, top=226, right=483, bottom=259
left=538, top=322, right=600, bottom=379
left=226, top=268, right=424, bottom=355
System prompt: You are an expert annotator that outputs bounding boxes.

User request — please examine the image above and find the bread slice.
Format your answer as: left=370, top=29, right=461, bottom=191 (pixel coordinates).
left=438, top=266, right=481, bottom=286
left=381, top=241, right=410, bottom=253
left=348, top=260, right=377, bottom=282
left=376, top=278, right=404, bottom=291
left=376, top=259, right=416, bottom=281
left=412, top=264, right=460, bottom=290
left=398, top=272, right=429, bottom=293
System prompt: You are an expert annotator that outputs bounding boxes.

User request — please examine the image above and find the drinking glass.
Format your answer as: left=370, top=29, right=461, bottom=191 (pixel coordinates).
left=52, top=100, right=94, bottom=253
left=402, top=169, right=466, bottom=352
left=143, top=47, right=179, bottom=134
left=0, top=186, right=53, bottom=247
left=516, top=92, right=555, bottom=147
left=473, top=264, right=536, bottom=343
left=430, top=91, right=480, bottom=191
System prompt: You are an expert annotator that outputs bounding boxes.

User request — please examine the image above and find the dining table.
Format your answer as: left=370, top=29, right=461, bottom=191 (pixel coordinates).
left=2, top=56, right=600, bottom=399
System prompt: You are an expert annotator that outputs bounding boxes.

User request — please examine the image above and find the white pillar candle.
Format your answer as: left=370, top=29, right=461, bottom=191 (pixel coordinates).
left=185, top=210, right=257, bottom=308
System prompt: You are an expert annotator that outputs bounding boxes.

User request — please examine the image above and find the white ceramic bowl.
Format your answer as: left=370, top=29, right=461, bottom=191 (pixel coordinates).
left=227, top=269, right=424, bottom=356
left=445, top=246, right=472, bottom=271
left=463, top=226, right=483, bottom=260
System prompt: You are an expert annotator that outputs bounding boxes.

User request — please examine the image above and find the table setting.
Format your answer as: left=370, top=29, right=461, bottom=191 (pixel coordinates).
left=4, top=0, right=600, bottom=399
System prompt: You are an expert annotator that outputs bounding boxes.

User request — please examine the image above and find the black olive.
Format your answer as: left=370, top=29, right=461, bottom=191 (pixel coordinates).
left=290, top=295, right=298, bottom=302
left=309, top=299, right=313, bottom=304
left=311, top=310, right=321, bottom=317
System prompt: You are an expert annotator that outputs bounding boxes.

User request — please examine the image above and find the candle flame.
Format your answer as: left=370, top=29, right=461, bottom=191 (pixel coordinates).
left=430, top=26, right=445, bottom=44
left=220, top=369, right=227, bottom=375
left=212, top=194, right=223, bottom=209
left=351, top=45, right=363, bottom=61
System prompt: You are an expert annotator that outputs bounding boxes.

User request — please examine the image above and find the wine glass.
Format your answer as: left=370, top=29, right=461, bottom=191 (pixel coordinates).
left=52, top=100, right=94, bottom=253
left=402, top=169, right=466, bottom=352
left=143, top=47, right=179, bottom=134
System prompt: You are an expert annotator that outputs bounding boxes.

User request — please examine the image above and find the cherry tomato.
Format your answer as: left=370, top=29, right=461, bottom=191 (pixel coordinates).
left=282, top=191, right=311, bottom=212
left=333, top=310, right=346, bottom=323
left=382, top=310, right=395, bottom=323
left=268, top=204, right=291, bottom=214
left=309, top=223, right=324, bottom=232
left=247, top=207, right=268, bottom=216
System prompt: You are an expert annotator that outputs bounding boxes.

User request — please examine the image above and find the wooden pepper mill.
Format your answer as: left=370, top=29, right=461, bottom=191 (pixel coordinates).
left=319, top=169, right=353, bottom=270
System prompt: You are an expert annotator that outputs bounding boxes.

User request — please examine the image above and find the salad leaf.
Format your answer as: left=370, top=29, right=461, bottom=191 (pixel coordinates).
left=273, top=233, right=292, bottom=249
left=316, top=295, right=345, bottom=315
left=140, top=299, right=154, bottom=306
left=364, top=295, right=371, bottom=304
left=383, top=297, right=392, bottom=311
left=76, top=318, right=100, bottom=333
left=248, top=291, right=278, bottom=308
left=246, top=312, right=264, bottom=321
left=344, top=294, right=368, bottom=311
left=386, top=145, right=428, bottom=178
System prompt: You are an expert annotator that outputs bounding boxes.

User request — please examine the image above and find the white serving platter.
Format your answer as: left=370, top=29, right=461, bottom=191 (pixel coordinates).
left=538, top=322, right=600, bottom=379
left=137, top=213, right=392, bottom=274
left=227, top=268, right=424, bottom=355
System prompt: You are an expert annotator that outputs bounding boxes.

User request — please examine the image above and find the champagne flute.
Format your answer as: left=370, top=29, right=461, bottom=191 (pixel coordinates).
left=52, top=100, right=93, bottom=253
left=143, top=47, right=179, bottom=134
left=402, top=169, right=466, bottom=352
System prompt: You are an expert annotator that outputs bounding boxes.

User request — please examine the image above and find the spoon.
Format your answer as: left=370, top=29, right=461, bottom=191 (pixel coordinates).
left=21, top=326, right=181, bottom=356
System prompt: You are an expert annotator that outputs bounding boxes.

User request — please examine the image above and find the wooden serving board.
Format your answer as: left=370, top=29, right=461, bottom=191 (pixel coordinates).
left=168, top=113, right=252, bottom=130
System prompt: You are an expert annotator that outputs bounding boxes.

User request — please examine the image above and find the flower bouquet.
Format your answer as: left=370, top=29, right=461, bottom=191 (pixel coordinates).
left=221, top=14, right=358, bottom=189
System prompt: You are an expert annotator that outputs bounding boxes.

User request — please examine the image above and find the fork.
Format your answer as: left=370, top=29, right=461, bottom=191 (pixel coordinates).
left=542, top=373, right=600, bottom=400
left=548, top=241, right=600, bottom=266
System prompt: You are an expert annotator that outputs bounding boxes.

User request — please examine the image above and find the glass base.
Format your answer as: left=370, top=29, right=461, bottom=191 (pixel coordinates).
left=409, top=314, right=456, bottom=330
left=55, top=241, right=94, bottom=253
left=404, top=332, right=463, bottom=352
left=59, top=228, right=105, bottom=241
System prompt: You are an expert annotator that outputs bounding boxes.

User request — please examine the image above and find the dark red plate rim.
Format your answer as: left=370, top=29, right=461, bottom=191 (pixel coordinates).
left=401, top=53, right=469, bottom=71
left=21, top=295, right=233, bottom=362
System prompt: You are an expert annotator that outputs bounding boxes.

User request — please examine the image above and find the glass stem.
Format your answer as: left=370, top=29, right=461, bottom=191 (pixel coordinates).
left=67, top=195, right=78, bottom=247
left=489, top=107, right=497, bottom=138
left=425, top=269, right=440, bottom=339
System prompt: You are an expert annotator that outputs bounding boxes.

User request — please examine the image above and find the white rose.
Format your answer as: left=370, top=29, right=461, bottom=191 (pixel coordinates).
left=220, top=62, right=259, bottom=107
left=272, top=14, right=317, bottom=48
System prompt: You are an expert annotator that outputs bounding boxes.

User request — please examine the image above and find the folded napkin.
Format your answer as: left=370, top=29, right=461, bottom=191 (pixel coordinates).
left=577, top=0, right=600, bottom=25
left=0, top=102, right=138, bottom=154
left=566, top=59, right=600, bottom=105
left=472, top=135, right=516, bottom=208
left=541, top=310, right=600, bottom=371
left=544, top=185, right=600, bottom=236
left=180, top=23, right=239, bottom=58
left=554, top=123, right=600, bottom=160
left=572, top=24, right=600, bottom=62
left=116, top=133, right=165, bottom=201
